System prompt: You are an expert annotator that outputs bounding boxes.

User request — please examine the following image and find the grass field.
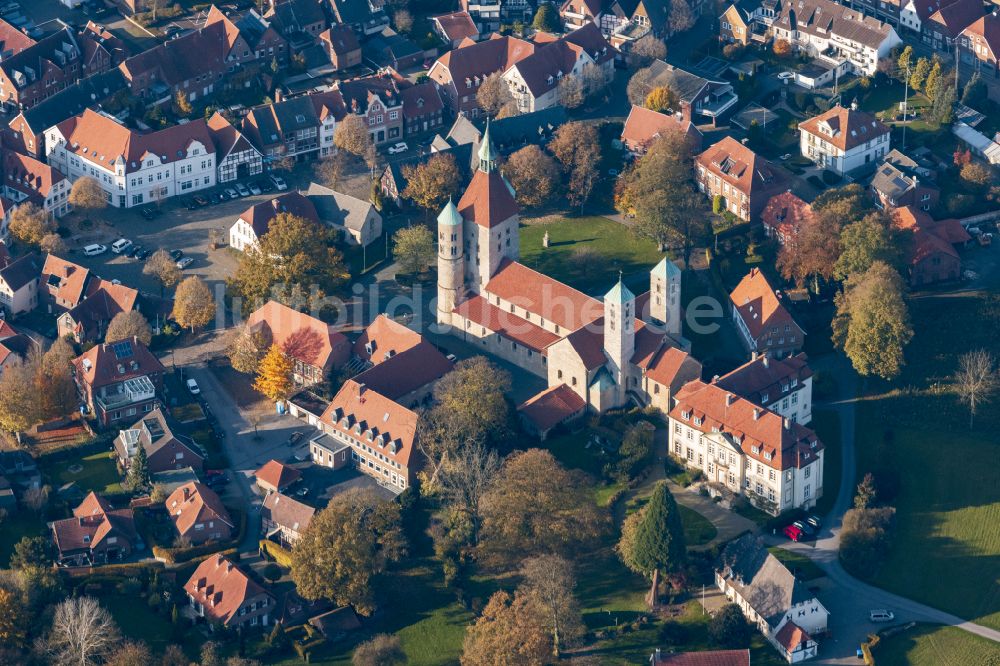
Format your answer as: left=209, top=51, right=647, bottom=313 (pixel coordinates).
left=520, top=216, right=665, bottom=296
left=679, top=505, right=718, bottom=547
left=0, top=511, right=46, bottom=567
left=768, top=547, right=825, bottom=581
left=873, top=624, right=1000, bottom=665
left=41, top=451, right=122, bottom=495
left=854, top=291, right=1000, bottom=631
left=102, top=594, right=201, bottom=659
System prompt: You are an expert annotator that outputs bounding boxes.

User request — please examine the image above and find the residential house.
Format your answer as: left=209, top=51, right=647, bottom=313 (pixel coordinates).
left=78, top=21, right=129, bottom=76
left=899, top=0, right=947, bottom=34
left=922, top=0, right=983, bottom=52
left=729, top=268, right=805, bottom=359
left=206, top=6, right=289, bottom=71
left=319, top=24, right=362, bottom=70
left=0, top=19, right=36, bottom=59
left=640, top=61, right=739, bottom=126
left=261, top=491, right=314, bottom=547
left=167, top=481, right=235, bottom=545
left=265, top=0, right=328, bottom=49
left=430, top=109, right=565, bottom=172
left=0, top=448, right=41, bottom=498
left=770, top=0, right=901, bottom=76
left=432, top=11, right=480, bottom=47
left=2, top=149, right=72, bottom=217
left=327, top=0, right=390, bottom=36
left=428, top=34, right=536, bottom=117
left=714, top=352, right=814, bottom=425
left=959, top=13, right=1000, bottom=88
left=255, top=459, right=302, bottom=494
left=503, top=24, right=618, bottom=113
left=50, top=492, right=138, bottom=566
left=185, top=554, right=276, bottom=629
left=401, top=82, right=445, bottom=136
left=892, top=206, right=970, bottom=285
left=717, top=535, right=828, bottom=661
left=363, top=27, right=424, bottom=71
left=45, top=109, right=217, bottom=209
left=0, top=320, right=35, bottom=374
left=0, top=22, right=83, bottom=112
left=798, top=104, right=891, bottom=175
left=848, top=0, right=904, bottom=27
left=460, top=0, right=532, bottom=32
left=650, top=650, right=751, bottom=666
left=1, top=68, right=129, bottom=159
left=40, top=254, right=90, bottom=312
left=72, top=337, right=166, bottom=427
left=720, top=0, right=778, bottom=45
left=696, top=136, right=785, bottom=222
left=115, top=408, right=205, bottom=474
left=0, top=252, right=40, bottom=316
left=560, top=0, right=605, bottom=32
left=207, top=111, right=264, bottom=184
left=229, top=191, right=321, bottom=252
left=621, top=105, right=703, bottom=156
left=246, top=299, right=351, bottom=385
left=761, top=191, right=814, bottom=243
left=870, top=148, right=938, bottom=210
left=337, top=72, right=406, bottom=145
left=517, top=383, right=587, bottom=440
left=57, top=279, right=138, bottom=343
left=306, top=182, right=383, bottom=246
left=241, top=90, right=345, bottom=163
left=669, top=381, right=824, bottom=514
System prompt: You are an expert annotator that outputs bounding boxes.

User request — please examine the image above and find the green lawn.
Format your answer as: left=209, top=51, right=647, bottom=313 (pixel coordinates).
left=768, top=547, right=825, bottom=582
left=678, top=505, right=717, bottom=547
left=0, top=511, right=47, bottom=567
left=102, top=594, right=201, bottom=659
left=854, top=291, right=1000, bottom=631
left=810, top=409, right=841, bottom=515
left=42, top=451, right=123, bottom=495
left=520, top=216, right=665, bottom=296
left=873, top=624, right=1000, bottom=665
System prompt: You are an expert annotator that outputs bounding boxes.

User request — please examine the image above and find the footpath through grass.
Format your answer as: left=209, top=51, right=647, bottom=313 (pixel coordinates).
left=854, top=291, right=1000, bottom=630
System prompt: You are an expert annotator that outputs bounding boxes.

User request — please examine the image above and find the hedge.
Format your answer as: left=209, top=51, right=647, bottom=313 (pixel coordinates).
left=152, top=508, right=246, bottom=563
left=259, top=540, right=293, bottom=568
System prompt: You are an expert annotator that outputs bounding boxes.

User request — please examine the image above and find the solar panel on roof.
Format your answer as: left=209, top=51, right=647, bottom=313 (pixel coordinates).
left=111, top=340, right=133, bottom=359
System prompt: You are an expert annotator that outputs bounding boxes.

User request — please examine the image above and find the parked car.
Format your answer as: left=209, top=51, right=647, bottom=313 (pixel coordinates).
left=869, top=610, right=894, bottom=623
left=169, top=249, right=184, bottom=261
left=83, top=243, right=107, bottom=256
left=176, top=257, right=194, bottom=269
left=978, top=233, right=993, bottom=247
left=136, top=248, right=152, bottom=260
left=186, top=378, right=201, bottom=395
left=793, top=520, right=815, bottom=536
left=224, top=187, right=238, bottom=199
left=208, top=192, right=222, bottom=204
left=235, top=183, right=250, bottom=197
left=805, top=514, right=821, bottom=530
left=126, top=245, right=142, bottom=258
left=387, top=142, right=408, bottom=154
left=139, top=205, right=159, bottom=220
left=111, top=238, right=132, bottom=254
left=294, top=487, right=309, bottom=498
left=257, top=179, right=274, bottom=193
left=783, top=524, right=803, bottom=542
left=247, top=182, right=262, bottom=195
left=270, top=174, right=288, bottom=191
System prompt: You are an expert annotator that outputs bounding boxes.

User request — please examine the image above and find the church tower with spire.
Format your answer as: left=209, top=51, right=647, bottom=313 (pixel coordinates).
left=436, top=198, right=464, bottom=327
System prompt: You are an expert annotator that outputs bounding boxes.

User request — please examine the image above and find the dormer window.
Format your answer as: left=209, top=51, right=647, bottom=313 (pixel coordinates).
left=764, top=451, right=773, bottom=461
left=681, top=410, right=691, bottom=420
left=751, top=445, right=760, bottom=454
left=693, top=417, right=703, bottom=426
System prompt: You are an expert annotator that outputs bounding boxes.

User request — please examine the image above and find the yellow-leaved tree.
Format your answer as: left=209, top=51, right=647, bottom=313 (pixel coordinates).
left=254, top=344, right=294, bottom=405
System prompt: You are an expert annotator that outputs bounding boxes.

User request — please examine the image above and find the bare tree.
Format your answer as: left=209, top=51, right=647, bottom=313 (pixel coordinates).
left=437, top=441, right=501, bottom=544
left=955, top=349, right=998, bottom=429
left=22, top=486, right=49, bottom=513
left=477, top=71, right=517, bottom=118
left=44, top=597, right=121, bottom=666
left=630, top=35, right=666, bottom=67
left=520, top=554, right=585, bottom=658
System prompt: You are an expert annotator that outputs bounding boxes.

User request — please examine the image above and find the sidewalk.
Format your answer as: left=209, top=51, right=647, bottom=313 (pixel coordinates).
left=666, top=480, right=757, bottom=551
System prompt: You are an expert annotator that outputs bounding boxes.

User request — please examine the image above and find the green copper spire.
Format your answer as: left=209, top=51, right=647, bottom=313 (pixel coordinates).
left=478, top=119, right=498, bottom=173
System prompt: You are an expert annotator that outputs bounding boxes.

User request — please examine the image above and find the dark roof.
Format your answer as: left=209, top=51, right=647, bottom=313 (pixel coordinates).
left=362, top=28, right=422, bottom=68
left=717, top=535, right=814, bottom=626
left=0, top=252, right=41, bottom=291
left=0, top=23, right=79, bottom=92
left=16, top=68, right=127, bottom=135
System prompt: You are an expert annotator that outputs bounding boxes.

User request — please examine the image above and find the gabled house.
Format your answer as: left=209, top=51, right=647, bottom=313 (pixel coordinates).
left=229, top=191, right=320, bottom=252
left=696, top=136, right=785, bottom=222
left=621, top=105, right=703, bottom=156
left=40, top=254, right=89, bottom=312
left=363, top=27, right=424, bottom=71
left=0, top=320, right=35, bottom=374
left=78, top=21, right=129, bottom=76
left=0, top=252, right=41, bottom=316
left=460, top=0, right=533, bottom=32
left=720, top=0, right=777, bottom=45
left=327, top=0, right=390, bottom=36
left=265, top=0, right=328, bottom=48
left=892, top=206, right=970, bottom=286
left=798, top=104, right=891, bottom=176
left=603, top=0, right=707, bottom=46
left=72, top=337, right=166, bottom=427
left=50, top=492, right=138, bottom=566
left=254, top=459, right=302, bottom=494
left=166, top=481, right=235, bottom=545
left=207, top=111, right=264, bottom=184
left=958, top=13, right=1000, bottom=86
left=869, top=149, right=938, bottom=210
left=0, top=19, right=36, bottom=60
left=640, top=61, right=739, bottom=126
left=428, top=34, right=536, bottom=117
left=185, top=554, right=276, bottom=629
left=337, top=72, right=406, bottom=146
left=241, top=90, right=345, bottom=163
left=319, top=24, right=362, bottom=70
left=560, top=0, right=605, bottom=32
left=0, top=22, right=83, bottom=112
left=714, top=352, right=813, bottom=425
left=245, top=299, right=351, bottom=386
left=306, top=182, right=383, bottom=247
left=922, top=0, right=983, bottom=52
left=729, top=268, right=804, bottom=359
left=57, top=279, right=139, bottom=343
left=517, top=382, right=588, bottom=440
left=717, top=535, right=828, bottom=661
left=761, top=191, right=813, bottom=243
left=115, top=407, right=205, bottom=475
left=2, top=148, right=72, bottom=217
left=401, top=82, right=445, bottom=137
left=899, top=0, right=948, bottom=34
left=205, top=6, right=289, bottom=71
left=261, top=491, right=314, bottom=547
left=432, top=11, right=480, bottom=47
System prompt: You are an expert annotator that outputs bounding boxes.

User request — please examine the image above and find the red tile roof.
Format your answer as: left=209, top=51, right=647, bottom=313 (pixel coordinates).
left=714, top=353, right=813, bottom=405
left=508, top=24, right=616, bottom=99
left=761, top=191, right=814, bottom=239
left=52, top=492, right=136, bottom=556
left=670, top=380, right=822, bottom=471
left=261, top=492, right=314, bottom=534
left=433, top=34, right=536, bottom=92
left=798, top=105, right=890, bottom=152
left=206, top=111, right=256, bottom=159
left=652, top=650, right=751, bottom=666
left=644, top=346, right=702, bottom=387
left=401, top=81, right=443, bottom=118
left=729, top=268, right=802, bottom=341
left=66, top=279, right=139, bottom=340
left=255, top=460, right=302, bottom=491
left=184, top=554, right=273, bottom=626
left=456, top=168, right=520, bottom=228
left=238, top=191, right=320, bottom=239
left=960, top=12, right=1000, bottom=58
left=321, top=24, right=361, bottom=56
left=774, top=622, right=812, bottom=653
left=319, top=379, right=419, bottom=469
left=454, top=294, right=561, bottom=353
left=484, top=259, right=602, bottom=332
left=892, top=206, right=969, bottom=265
left=352, top=342, right=453, bottom=400
left=926, top=0, right=983, bottom=37
left=517, top=383, right=586, bottom=432
left=621, top=105, right=702, bottom=153
left=72, top=336, right=165, bottom=390
left=247, top=300, right=350, bottom=373
left=3, top=148, right=64, bottom=202
left=41, top=254, right=90, bottom=308
left=0, top=19, right=36, bottom=57
left=432, top=11, right=479, bottom=43
left=353, top=314, right=424, bottom=362
left=697, top=136, right=782, bottom=197
left=166, top=481, right=234, bottom=538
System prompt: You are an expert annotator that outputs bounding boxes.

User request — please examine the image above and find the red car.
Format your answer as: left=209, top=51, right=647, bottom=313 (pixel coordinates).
left=783, top=525, right=804, bottom=542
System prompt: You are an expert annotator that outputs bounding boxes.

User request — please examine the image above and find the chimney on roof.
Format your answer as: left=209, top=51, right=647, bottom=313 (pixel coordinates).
left=850, top=98, right=858, bottom=111
left=358, top=382, right=366, bottom=395
left=726, top=393, right=736, bottom=406
left=753, top=408, right=761, bottom=421
left=762, top=355, right=769, bottom=368
left=784, top=417, right=791, bottom=430
left=183, top=486, right=191, bottom=500
left=274, top=89, right=283, bottom=104
left=751, top=351, right=757, bottom=360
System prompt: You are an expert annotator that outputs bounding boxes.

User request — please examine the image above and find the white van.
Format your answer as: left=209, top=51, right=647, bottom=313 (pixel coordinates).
left=869, top=610, right=895, bottom=623
left=111, top=238, right=132, bottom=254
left=82, top=243, right=107, bottom=256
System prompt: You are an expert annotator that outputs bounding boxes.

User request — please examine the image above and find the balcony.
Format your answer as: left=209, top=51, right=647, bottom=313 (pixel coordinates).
left=95, top=376, right=156, bottom=411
